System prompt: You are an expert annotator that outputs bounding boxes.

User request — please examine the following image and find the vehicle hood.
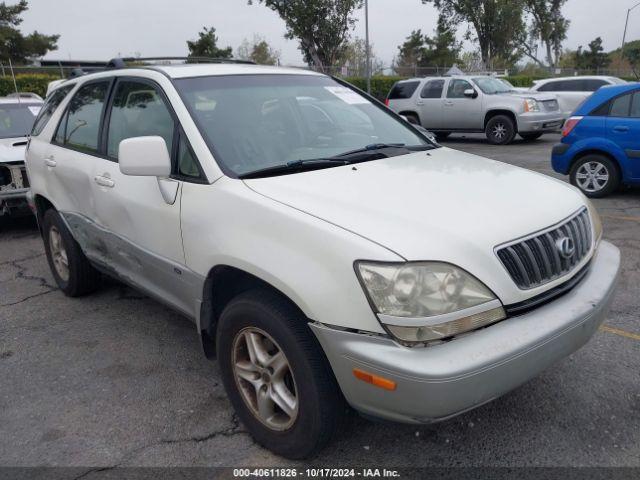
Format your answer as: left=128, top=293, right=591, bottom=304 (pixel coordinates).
left=0, top=137, right=27, bottom=163
left=244, top=148, right=586, bottom=300
left=506, top=91, right=557, bottom=102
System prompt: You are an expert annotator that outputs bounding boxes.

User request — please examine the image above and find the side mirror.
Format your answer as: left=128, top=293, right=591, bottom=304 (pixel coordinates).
left=119, top=136, right=171, bottom=177
left=464, top=89, right=478, bottom=99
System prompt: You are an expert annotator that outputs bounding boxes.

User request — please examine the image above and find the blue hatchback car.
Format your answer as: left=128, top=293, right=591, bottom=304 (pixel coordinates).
left=552, top=82, right=640, bottom=197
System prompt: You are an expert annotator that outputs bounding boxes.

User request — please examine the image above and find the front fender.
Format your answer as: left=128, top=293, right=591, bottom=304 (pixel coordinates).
left=181, top=177, right=402, bottom=335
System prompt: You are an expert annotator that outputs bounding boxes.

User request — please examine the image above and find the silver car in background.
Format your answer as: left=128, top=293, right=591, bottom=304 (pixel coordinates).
left=526, top=76, right=627, bottom=119
left=0, top=97, right=43, bottom=223
left=387, top=75, right=564, bottom=145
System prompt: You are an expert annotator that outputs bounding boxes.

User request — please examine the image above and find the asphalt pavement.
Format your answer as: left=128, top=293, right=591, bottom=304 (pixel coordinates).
left=0, top=133, right=638, bottom=471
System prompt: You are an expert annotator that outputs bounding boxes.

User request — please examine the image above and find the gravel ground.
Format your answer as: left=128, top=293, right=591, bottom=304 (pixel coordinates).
left=0, top=133, right=638, bottom=472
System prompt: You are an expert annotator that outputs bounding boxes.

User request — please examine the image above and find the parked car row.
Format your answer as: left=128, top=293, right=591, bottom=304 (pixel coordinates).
left=386, top=74, right=638, bottom=198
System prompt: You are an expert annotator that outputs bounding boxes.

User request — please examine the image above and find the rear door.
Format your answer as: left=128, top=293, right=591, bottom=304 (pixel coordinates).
left=442, top=78, right=482, bottom=130
left=606, top=90, right=640, bottom=180
left=42, top=79, right=112, bottom=261
left=416, top=79, right=445, bottom=129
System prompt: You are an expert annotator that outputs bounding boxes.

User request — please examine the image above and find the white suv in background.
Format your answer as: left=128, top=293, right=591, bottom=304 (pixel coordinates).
left=528, top=76, right=627, bottom=118
left=26, top=60, right=620, bottom=459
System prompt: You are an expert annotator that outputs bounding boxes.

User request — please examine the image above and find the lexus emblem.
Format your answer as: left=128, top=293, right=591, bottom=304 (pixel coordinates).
left=556, top=236, right=576, bottom=259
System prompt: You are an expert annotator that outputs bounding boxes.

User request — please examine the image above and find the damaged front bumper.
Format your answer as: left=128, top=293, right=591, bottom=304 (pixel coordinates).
left=0, top=162, right=31, bottom=217
left=311, top=240, right=620, bottom=424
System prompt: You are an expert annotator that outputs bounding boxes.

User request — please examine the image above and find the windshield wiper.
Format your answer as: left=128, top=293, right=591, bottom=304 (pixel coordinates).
left=238, top=158, right=349, bottom=179
left=333, top=143, right=433, bottom=158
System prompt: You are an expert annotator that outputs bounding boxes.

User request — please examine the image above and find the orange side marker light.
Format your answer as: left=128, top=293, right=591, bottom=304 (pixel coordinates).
left=353, top=368, right=397, bottom=391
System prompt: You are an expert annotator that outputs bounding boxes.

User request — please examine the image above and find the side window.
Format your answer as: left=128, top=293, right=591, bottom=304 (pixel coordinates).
left=584, top=79, right=607, bottom=92
left=590, top=100, right=611, bottom=117
left=610, top=93, right=632, bottom=117
left=106, top=80, right=174, bottom=159
left=630, top=92, right=640, bottom=118
left=31, top=84, right=74, bottom=136
left=57, top=81, right=110, bottom=153
left=420, top=80, right=445, bottom=99
left=447, top=79, right=473, bottom=99
left=177, top=132, right=201, bottom=179
left=538, top=81, right=561, bottom=92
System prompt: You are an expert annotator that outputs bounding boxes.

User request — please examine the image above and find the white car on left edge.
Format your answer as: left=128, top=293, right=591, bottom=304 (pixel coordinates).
left=0, top=96, right=43, bottom=223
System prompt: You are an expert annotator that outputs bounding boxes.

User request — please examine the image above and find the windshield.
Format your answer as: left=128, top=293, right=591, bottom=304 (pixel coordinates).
left=0, top=103, right=41, bottom=139
left=472, top=77, right=514, bottom=95
left=174, top=74, right=431, bottom=177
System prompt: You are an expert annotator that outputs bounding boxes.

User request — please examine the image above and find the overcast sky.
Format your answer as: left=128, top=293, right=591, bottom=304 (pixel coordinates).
left=19, top=0, right=640, bottom=66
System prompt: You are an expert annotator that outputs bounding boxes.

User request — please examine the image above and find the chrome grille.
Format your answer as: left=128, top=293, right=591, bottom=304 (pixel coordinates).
left=496, top=208, right=592, bottom=289
left=542, top=99, right=559, bottom=111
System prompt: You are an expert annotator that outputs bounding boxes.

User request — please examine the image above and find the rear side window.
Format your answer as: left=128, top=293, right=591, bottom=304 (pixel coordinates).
left=610, top=93, right=632, bottom=117
left=56, top=81, right=110, bottom=153
left=630, top=92, right=640, bottom=118
left=538, top=81, right=562, bottom=92
left=106, top=80, right=175, bottom=159
left=420, top=80, right=445, bottom=99
left=583, top=79, right=608, bottom=92
left=31, top=85, right=74, bottom=136
left=388, top=81, right=419, bottom=99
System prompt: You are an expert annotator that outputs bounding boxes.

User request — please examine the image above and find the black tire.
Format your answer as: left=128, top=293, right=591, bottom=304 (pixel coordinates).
left=217, top=289, right=345, bottom=459
left=435, top=132, right=451, bottom=141
left=42, top=209, right=101, bottom=296
left=485, top=115, right=516, bottom=145
left=403, top=113, right=420, bottom=125
left=569, top=154, right=620, bottom=198
left=520, top=132, right=543, bottom=141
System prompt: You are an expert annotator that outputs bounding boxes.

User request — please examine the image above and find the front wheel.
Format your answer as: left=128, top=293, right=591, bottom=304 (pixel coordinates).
left=485, top=115, right=516, bottom=145
left=569, top=154, right=620, bottom=198
left=216, top=290, right=345, bottom=459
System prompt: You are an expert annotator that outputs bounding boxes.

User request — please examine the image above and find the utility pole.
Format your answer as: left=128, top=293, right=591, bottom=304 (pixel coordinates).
left=365, top=0, right=371, bottom=94
left=621, top=2, right=640, bottom=58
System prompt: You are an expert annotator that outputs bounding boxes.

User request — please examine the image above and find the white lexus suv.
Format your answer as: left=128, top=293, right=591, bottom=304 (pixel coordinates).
left=26, top=59, right=620, bottom=459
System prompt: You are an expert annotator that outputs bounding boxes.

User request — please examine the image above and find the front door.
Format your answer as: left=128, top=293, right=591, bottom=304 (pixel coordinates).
left=90, top=78, right=198, bottom=316
left=441, top=78, right=483, bottom=130
left=606, top=89, right=640, bottom=180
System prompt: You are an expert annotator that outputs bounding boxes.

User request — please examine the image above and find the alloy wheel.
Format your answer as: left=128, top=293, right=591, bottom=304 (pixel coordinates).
left=232, top=327, right=298, bottom=431
left=576, top=161, right=609, bottom=193
left=49, top=226, right=69, bottom=282
left=492, top=122, right=507, bottom=140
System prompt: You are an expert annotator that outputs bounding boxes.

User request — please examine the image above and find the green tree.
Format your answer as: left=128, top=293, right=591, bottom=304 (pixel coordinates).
left=521, top=0, right=569, bottom=68
left=237, top=35, right=280, bottom=65
left=0, top=1, right=58, bottom=62
left=422, top=0, right=525, bottom=68
left=186, top=27, right=232, bottom=59
left=623, top=41, right=640, bottom=79
left=575, top=37, right=610, bottom=72
left=394, top=16, right=461, bottom=75
left=338, top=37, right=384, bottom=76
left=248, top=0, right=363, bottom=71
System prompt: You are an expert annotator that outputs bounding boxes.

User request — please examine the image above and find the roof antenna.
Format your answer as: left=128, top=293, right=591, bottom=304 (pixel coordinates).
left=8, top=58, right=20, bottom=104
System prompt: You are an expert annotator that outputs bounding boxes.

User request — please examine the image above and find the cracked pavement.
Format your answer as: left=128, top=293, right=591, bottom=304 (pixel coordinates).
left=0, top=134, right=639, bottom=469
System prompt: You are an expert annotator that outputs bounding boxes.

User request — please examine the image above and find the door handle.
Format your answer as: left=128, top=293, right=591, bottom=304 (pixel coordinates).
left=94, top=175, right=115, bottom=188
left=613, top=125, right=629, bottom=132
left=44, top=156, right=57, bottom=167
left=444, top=101, right=454, bottom=107
left=416, top=100, right=425, bottom=106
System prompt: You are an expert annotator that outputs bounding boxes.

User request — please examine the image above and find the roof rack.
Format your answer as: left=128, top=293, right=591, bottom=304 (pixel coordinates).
left=107, top=56, right=256, bottom=68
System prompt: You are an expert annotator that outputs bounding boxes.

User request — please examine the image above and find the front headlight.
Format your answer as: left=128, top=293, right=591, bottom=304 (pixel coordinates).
left=524, top=98, right=540, bottom=112
left=586, top=199, right=603, bottom=245
left=356, top=262, right=506, bottom=344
